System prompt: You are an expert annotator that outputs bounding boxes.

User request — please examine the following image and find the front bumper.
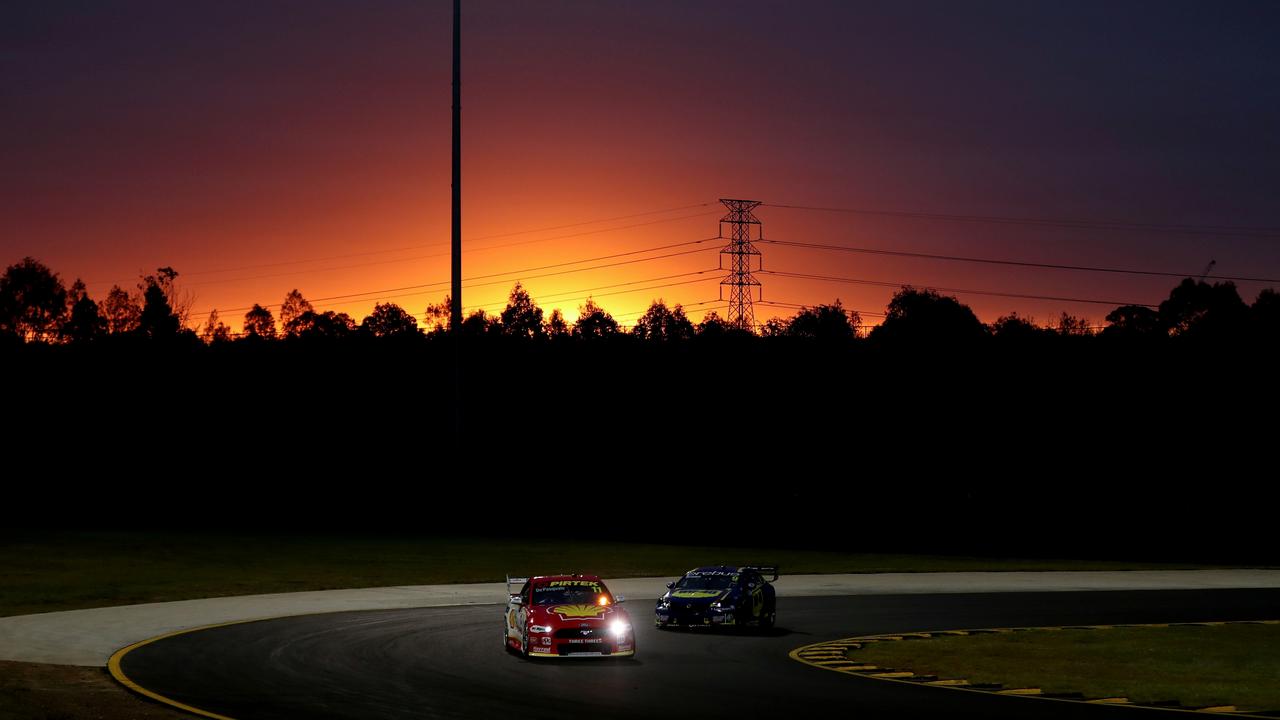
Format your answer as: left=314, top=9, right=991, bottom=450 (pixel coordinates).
left=655, top=603, right=736, bottom=626
left=527, top=630, right=635, bottom=657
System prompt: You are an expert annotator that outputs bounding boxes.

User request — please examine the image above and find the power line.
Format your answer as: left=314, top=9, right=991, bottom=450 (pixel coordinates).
left=188, top=239, right=721, bottom=318
left=761, top=238, right=1280, bottom=284
left=246, top=270, right=716, bottom=322
left=450, top=298, right=729, bottom=323
left=764, top=202, right=1280, bottom=239
left=454, top=276, right=722, bottom=316
left=86, top=204, right=719, bottom=287
left=756, top=299, right=887, bottom=318
left=762, top=269, right=1159, bottom=308
left=449, top=272, right=720, bottom=315
left=456, top=238, right=718, bottom=285
left=182, top=213, right=712, bottom=289
left=199, top=271, right=720, bottom=323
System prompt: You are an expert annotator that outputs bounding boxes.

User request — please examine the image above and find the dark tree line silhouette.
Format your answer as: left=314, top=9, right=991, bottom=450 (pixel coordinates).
left=3, top=256, right=1277, bottom=349
left=5, top=254, right=1278, bottom=563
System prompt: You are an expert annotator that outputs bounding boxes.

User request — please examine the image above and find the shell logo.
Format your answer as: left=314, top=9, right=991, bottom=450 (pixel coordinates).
left=551, top=604, right=607, bottom=618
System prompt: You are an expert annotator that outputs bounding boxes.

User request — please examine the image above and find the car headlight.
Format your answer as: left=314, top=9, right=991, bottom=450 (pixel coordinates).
left=610, top=620, right=632, bottom=637
left=529, top=625, right=553, bottom=634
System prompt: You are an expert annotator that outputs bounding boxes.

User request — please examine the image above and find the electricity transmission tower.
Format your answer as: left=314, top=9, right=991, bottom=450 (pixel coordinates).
left=719, top=198, right=763, bottom=332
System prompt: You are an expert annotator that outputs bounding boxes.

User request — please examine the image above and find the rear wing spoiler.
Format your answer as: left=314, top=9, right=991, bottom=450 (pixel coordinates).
left=506, top=575, right=528, bottom=596
left=747, top=565, right=779, bottom=582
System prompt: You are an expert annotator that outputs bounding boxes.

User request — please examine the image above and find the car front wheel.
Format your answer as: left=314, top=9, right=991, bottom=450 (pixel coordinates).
left=759, top=608, right=776, bottom=629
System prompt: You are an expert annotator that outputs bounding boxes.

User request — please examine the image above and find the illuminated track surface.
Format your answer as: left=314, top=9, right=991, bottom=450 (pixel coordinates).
left=116, top=590, right=1280, bottom=720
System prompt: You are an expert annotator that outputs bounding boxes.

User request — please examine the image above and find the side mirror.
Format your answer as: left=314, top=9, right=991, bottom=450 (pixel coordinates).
left=509, top=596, right=523, bottom=606
left=666, top=582, right=674, bottom=589
left=615, top=595, right=626, bottom=603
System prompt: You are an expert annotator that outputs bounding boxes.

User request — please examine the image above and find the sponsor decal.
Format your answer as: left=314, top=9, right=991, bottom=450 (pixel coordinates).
left=546, top=580, right=604, bottom=589
left=671, top=590, right=724, bottom=599
left=550, top=604, right=608, bottom=619
left=531, top=647, right=551, bottom=653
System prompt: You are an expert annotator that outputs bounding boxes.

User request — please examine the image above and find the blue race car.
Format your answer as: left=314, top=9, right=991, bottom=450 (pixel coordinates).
left=654, top=565, right=778, bottom=629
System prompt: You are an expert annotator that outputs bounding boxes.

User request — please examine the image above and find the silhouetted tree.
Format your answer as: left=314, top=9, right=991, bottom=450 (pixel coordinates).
left=102, top=285, right=141, bottom=335
left=697, top=311, right=729, bottom=338
left=632, top=300, right=694, bottom=342
left=760, top=317, right=788, bottom=337
left=1252, top=289, right=1280, bottom=338
left=1055, top=312, right=1092, bottom=337
left=62, top=298, right=106, bottom=343
left=66, top=278, right=87, bottom=306
left=1103, top=305, right=1162, bottom=338
left=545, top=308, right=570, bottom=339
left=137, top=277, right=181, bottom=339
left=870, top=286, right=986, bottom=345
left=138, top=267, right=192, bottom=327
left=1158, top=278, right=1248, bottom=339
left=424, top=295, right=453, bottom=335
left=573, top=298, right=618, bottom=339
left=280, top=289, right=314, bottom=337
left=292, top=310, right=356, bottom=339
left=786, top=300, right=859, bottom=341
left=460, top=309, right=500, bottom=336
left=242, top=304, right=277, bottom=339
left=991, top=313, right=1050, bottom=341
left=60, top=282, right=107, bottom=343
left=0, top=257, right=68, bottom=341
left=500, top=283, right=544, bottom=339
left=361, top=302, right=420, bottom=338
left=201, top=309, right=232, bottom=344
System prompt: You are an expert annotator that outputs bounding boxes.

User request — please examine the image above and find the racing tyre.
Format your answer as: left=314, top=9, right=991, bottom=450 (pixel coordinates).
left=520, top=626, right=530, bottom=658
left=759, top=608, right=776, bottom=630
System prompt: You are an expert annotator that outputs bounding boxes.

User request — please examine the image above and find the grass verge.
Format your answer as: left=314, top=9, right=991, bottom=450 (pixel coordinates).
left=0, top=531, right=1223, bottom=618
left=0, top=660, right=188, bottom=720
left=852, top=624, right=1280, bottom=711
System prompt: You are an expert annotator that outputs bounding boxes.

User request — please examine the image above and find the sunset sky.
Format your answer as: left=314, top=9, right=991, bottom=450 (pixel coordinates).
left=3, top=0, right=1278, bottom=331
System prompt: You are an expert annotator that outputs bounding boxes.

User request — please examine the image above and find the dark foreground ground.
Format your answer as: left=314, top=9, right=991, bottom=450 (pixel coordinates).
left=8, top=339, right=1276, bottom=562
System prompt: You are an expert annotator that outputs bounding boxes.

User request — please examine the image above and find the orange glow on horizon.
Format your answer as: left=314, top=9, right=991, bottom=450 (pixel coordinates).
left=6, top=3, right=1266, bottom=335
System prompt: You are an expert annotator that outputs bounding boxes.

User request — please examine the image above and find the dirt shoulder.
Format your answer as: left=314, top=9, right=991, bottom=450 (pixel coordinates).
left=0, top=660, right=189, bottom=720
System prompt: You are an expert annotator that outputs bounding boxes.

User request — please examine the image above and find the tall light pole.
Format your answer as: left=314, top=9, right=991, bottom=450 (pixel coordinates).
left=451, top=0, right=462, bottom=435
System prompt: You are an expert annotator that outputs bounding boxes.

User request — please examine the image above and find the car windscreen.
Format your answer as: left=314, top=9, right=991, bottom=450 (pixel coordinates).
left=532, top=581, right=609, bottom=605
left=675, top=574, right=735, bottom=590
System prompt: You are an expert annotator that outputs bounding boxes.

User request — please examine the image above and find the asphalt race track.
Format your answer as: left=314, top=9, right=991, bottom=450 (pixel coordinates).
left=118, top=590, right=1280, bottom=719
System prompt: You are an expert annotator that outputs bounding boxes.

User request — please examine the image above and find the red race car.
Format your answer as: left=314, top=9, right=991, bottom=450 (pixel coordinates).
left=504, top=574, right=635, bottom=658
